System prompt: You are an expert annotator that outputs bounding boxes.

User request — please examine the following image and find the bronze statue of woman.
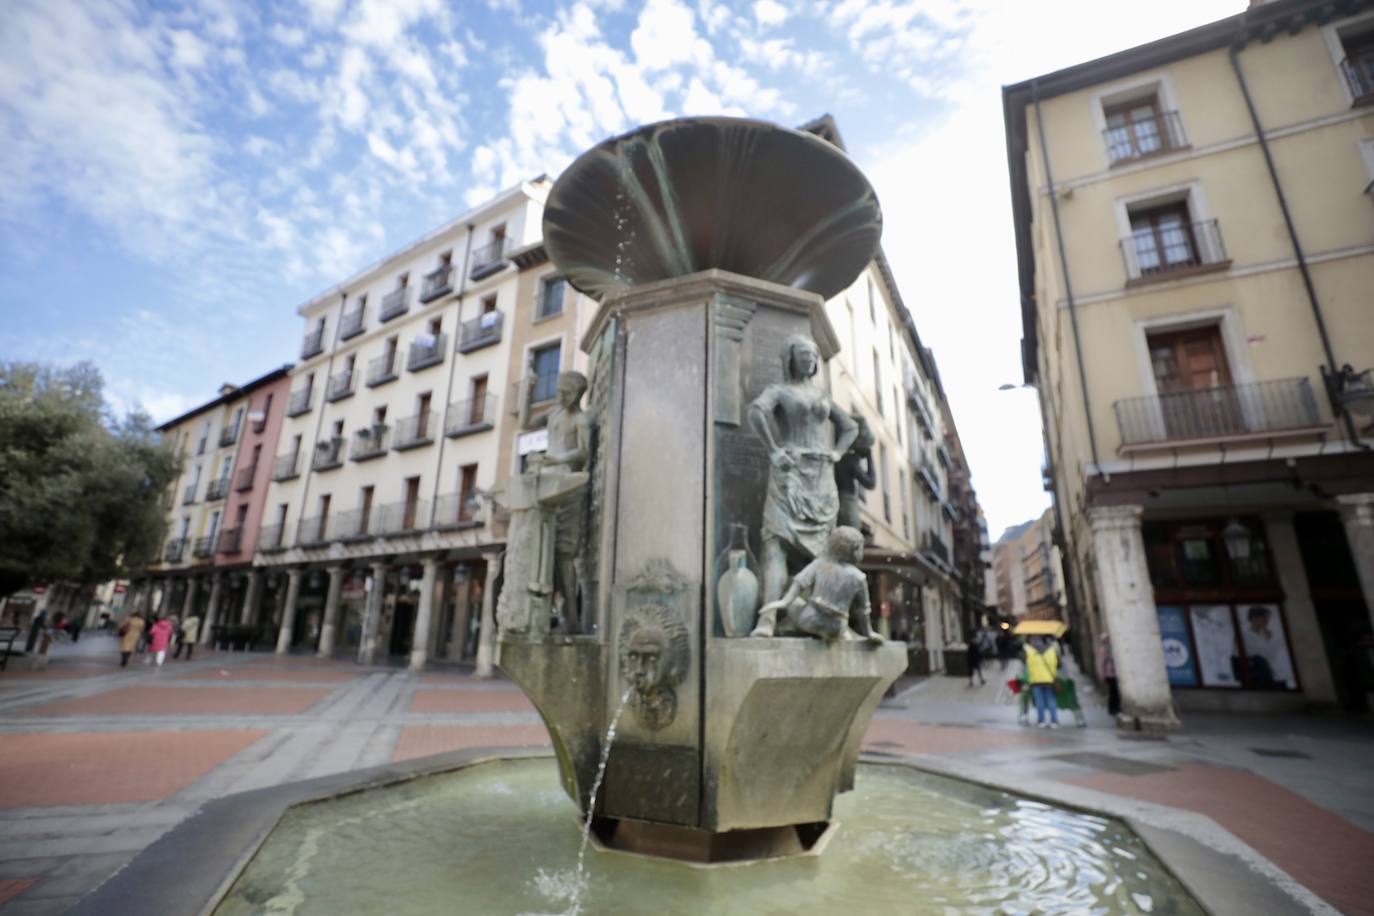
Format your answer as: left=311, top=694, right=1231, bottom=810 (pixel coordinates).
left=747, top=334, right=857, bottom=636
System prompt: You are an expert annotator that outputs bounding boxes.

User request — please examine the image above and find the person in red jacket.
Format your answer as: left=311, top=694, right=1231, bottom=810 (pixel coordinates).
left=147, top=616, right=175, bottom=668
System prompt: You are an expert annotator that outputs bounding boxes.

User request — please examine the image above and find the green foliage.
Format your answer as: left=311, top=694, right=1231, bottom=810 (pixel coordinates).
left=0, top=361, right=178, bottom=598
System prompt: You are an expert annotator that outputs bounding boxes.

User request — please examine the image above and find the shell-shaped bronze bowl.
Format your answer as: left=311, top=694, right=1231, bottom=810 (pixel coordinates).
left=542, top=117, right=882, bottom=301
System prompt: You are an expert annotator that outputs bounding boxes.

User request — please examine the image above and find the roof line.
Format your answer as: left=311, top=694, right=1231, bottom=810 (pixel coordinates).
left=155, top=364, right=293, bottom=431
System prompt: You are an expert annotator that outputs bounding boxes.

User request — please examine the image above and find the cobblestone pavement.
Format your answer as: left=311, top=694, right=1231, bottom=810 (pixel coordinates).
left=1, top=634, right=1372, bottom=914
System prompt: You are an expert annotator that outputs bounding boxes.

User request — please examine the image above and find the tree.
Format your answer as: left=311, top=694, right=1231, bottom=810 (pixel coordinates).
left=0, top=361, right=178, bottom=599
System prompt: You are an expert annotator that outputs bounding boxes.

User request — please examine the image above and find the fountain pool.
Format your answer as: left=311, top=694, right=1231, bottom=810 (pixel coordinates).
left=214, top=756, right=1201, bottom=916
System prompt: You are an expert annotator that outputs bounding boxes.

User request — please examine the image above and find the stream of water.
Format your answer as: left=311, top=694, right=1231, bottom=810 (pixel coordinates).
left=567, top=689, right=631, bottom=916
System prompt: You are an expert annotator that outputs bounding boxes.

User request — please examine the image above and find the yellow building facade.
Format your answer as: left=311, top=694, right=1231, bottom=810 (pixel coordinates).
left=1005, top=0, right=1374, bottom=726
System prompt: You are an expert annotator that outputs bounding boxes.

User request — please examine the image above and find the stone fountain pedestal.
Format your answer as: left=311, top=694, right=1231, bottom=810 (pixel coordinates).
left=499, top=269, right=905, bottom=861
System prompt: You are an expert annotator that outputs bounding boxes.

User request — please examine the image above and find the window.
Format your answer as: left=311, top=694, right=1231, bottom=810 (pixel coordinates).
left=416, top=392, right=432, bottom=437
left=360, top=485, right=374, bottom=533
left=1331, top=18, right=1374, bottom=103
left=207, top=509, right=220, bottom=539
left=469, top=375, right=488, bottom=424
left=531, top=342, right=562, bottom=403
left=459, top=464, right=478, bottom=521
left=1128, top=202, right=1198, bottom=275
left=878, top=443, right=891, bottom=523
left=1103, top=95, right=1182, bottom=164
left=317, top=494, right=331, bottom=541
left=866, top=277, right=875, bottom=325
left=258, top=393, right=273, bottom=430
left=1146, top=325, right=1244, bottom=439
left=197, top=422, right=209, bottom=455
left=440, top=250, right=452, bottom=268
left=398, top=272, right=409, bottom=289
left=427, top=316, right=442, bottom=336
left=373, top=406, right=387, bottom=426
left=331, top=420, right=344, bottom=438
left=403, top=476, right=421, bottom=529
left=538, top=275, right=566, bottom=320
left=872, top=349, right=883, bottom=416
left=481, top=293, right=498, bottom=315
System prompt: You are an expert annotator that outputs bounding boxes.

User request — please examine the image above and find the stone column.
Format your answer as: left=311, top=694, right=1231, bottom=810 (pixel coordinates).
left=316, top=566, right=345, bottom=658
left=239, top=570, right=263, bottom=625
left=474, top=554, right=501, bottom=678
left=274, top=568, right=304, bottom=655
left=180, top=576, right=197, bottom=621
left=1263, top=512, right=1337, bottom=704
left=1087, top=505, right=1179, bottom=731
left=199, top=573, right=224, bottom=646
left=408, top=558, right=440, bottom=671
left=358, top=561, right=387, bottom=666
left=1337, top=494, right=1374, bottom=633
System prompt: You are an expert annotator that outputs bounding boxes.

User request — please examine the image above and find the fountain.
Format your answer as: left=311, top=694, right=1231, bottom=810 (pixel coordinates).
left=71, top=118, right=1317, bottom=916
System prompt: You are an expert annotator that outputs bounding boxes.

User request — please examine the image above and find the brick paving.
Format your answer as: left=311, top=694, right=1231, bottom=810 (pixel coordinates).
left=0, top=635, right=1370, bottom=914
left=0, top=731, right=267, bottom=808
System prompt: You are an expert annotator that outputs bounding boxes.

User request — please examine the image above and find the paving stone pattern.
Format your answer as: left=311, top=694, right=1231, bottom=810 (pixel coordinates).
left=0, top=633, right=1371, bottom=914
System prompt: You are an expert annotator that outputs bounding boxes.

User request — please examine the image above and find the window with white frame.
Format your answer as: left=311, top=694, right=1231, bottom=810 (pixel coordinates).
left=1091, top=74, right=1187, bottom=168
left=1114, top=183, right=1227, bottom=282
left=1323, top=13, right=1374, bottom=105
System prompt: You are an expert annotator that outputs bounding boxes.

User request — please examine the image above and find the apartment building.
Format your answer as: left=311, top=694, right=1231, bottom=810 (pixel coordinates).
left=1004, top=0, right=1374, bottom=725
left=136, top=367, right=292, bottom=631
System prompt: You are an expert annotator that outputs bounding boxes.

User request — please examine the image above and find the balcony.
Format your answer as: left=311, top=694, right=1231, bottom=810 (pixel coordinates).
left=420, top=265, right=454, bottom=303
left=217, top=527, right=243, bottom=554
left=458, top=310, right=503, bottom=353
left=182, top=484, right=198, bottom=505
left=379, top=287, right=409, bottom=323
left=408, top=332, right=447, bottom=372
left=301, top=325, right=325, bottom=359
left=366, top=352, right=399, bottom=387
left=936, top=443, right=951, bottom=468
left=393, top=413, right=434, bottom=451
left=206, top=476, right=230, bottom=501
left=339, top=305, right=366, bottom=340
left=1103, top=110, right=1188, bottom=165
left=192, top=535, right=216, bottom=559
left=469, top=237, right=510, bottom=281
left=922, top=532, right=951, bottom=568
left=234, top=463, right=257, bottom=492
left=219, top=420, right=240, bottom=448
left=445, top=394, right=497, bottom=438
left=163, top=538, right=186, bottom=564
left=286, top=385, right=313, bottom=417
left=375, top=500, right=430, bottom=537
left=434, top=491, right=482, bottom=530
left=1113, top=378, right=1323, bottom=451
left=326, top=368, right=355, bottom=402
left=296, top=516, right=328, bottom=547
left=329, top=508, right=380, bottom=542
left=1121, top=218, right=1229, bottom=284
left=258, top=524, right=287, bottom=553
left=1341, top=49, right=1374, bottom=105
left=916, top=461, right=943, bottom=502
left=272, top=451, right=300, bottom=481
left=313, top=437, right=345, bottom=471
left=351, top=425, right=389, bottom=462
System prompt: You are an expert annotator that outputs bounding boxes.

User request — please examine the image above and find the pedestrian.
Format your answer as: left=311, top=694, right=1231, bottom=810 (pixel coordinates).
left=966, top=632, right=986, bottom=686
left=147, top=616, right=175, bottom=668
left=175, top=615, right=200, bottom=660
left=996, top=629, right=1012, bottom=670
left=1024, top=636, right=1060, bottom=728
left=118, top=613, right=145, bottom=667
left=1096, top=633, right=1121, bottom=718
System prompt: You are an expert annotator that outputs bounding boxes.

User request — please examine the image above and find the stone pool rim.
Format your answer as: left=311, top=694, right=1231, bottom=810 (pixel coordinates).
left=68, top=748, right=1330, bottom=916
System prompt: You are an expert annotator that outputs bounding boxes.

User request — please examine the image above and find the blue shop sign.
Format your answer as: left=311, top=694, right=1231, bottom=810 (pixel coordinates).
left=1156, top=605, right=1199, bottom=687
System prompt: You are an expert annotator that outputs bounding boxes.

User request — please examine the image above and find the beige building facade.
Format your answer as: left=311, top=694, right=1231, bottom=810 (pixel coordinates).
left=1005, top=0, right=1374, bottom=726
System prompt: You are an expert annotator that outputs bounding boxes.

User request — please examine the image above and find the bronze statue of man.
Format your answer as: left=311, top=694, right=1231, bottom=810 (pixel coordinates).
left=834, top=411, right=876, bottom=531
left=539, top=371, right=591, bottom=633
left=747, top=335, right=857, bottom=636
left=751, top=526, right=884, bottom=644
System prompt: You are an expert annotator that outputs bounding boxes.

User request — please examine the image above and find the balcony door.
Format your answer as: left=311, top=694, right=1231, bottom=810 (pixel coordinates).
left=1148, top=326, right=1243, bottom=439
left=403, top=476, right=421, bottom=530
left=1130, top=203, right=1198, bottom=275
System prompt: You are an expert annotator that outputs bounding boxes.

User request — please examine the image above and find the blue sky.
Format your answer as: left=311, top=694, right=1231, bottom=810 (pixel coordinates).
left=0, top=0, right=1240, bottom=536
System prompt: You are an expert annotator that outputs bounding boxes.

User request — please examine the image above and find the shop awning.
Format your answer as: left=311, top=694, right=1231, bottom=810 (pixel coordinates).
left=1012, top=619, right=1067, bottom=638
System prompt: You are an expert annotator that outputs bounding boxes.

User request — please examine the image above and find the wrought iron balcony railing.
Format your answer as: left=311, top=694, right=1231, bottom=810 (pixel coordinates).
left=367, top=352, right=398, bottom=387
left=469, top=238, right=510, bottom=280
left=206, top=476, right=230, bottom=501
left=258, top=524, right=287, bottom=553
left=182, top=484, right=198, bottom=505
left=339, top=305, right=366, bottom=340
left=420, top=265, right=454, bottom=303
left=434, top=491, right=481, bottom=529
left=219, top=420, right=240, bottom=448
left=192, top=535, right=216, bottom=558
left=408, top=332, right=447, bottom=372
left=329, top=508, right=380, bottom=542
left=313, top=436, right=345, bottom=471
left=301, top=325, right=325, bottom=359
left=375, top=500, right=430, bottom=537
left=326, top=368, right=355, bottom=402
left=379, top=287, right=409, bottom=322
left=393, top=413, right=434, bottom=451
left=458, top=310, right=503, bottom=353
left=234, top=463, right=256, bottom=492
left=1103, top=110, right=1188, bottom=165
left=1113, top=378, right=1322, bottom=448
left=1341, top=50, right=1374, bottom=103
left=217, top=527, right=243, bottom=554
left=272, top=451, right=300, bottom=481
left=351, top=425, right=389, bottom=461
left=922, top=533, right=951, bottom=567
left=296, top=516, right=328, bottom=547
left=1121, top=218, right=1228, bottom=282
left=163, top=538, right=186, bottom=563
left=445, top=394, right=497, bottom=438
left=286, top=385, right=313, bottom=417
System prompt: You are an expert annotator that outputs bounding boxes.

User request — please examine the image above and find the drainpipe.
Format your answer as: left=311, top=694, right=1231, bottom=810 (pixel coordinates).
left=1228, top=39, right=1367, bottom=449
left=1032, top=81, right=1106, bottom=478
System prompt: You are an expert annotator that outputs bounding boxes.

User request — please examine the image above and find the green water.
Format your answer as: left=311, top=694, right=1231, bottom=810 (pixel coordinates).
left=217, top=758, right=1200, bottom=915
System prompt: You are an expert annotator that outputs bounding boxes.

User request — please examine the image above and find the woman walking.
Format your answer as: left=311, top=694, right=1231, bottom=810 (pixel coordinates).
left=147, top=616, right=175, bottom=668
left=1024, top=636, right=1060, bottom=728
left=118, top=613, right=145, bottom=667
left=174, top=615, right=200, bottom=660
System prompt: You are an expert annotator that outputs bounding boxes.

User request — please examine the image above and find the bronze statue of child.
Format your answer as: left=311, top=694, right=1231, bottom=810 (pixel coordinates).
left=750, top=526, right=884, bottom=644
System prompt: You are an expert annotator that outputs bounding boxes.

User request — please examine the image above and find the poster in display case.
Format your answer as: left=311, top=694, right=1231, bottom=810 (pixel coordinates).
left=1155, top=605, right=1199, bottom=687
left=1189, top=605, right=1241, bottom=688
left=1236, top=603, right=1298, bottom=690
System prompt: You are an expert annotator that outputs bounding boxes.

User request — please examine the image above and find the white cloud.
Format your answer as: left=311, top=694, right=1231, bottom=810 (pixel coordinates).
left=631, top=0, right=709, bottom=71
left=752, top=0, right=788, bottom=27
left=269, top=23, right=307, bottom=47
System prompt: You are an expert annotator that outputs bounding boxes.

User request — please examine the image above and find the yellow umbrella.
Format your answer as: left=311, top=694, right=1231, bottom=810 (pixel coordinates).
left=1012, top=620, right=1068, bottom=638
